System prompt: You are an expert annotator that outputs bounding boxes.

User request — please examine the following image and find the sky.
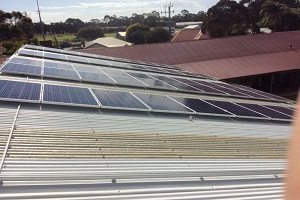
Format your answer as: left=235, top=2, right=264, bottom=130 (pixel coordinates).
left=0, top=0, right=219, bottom=23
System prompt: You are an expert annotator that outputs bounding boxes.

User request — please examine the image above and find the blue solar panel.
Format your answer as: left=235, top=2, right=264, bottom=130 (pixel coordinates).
left=43, top=84, right=98, bottom=106
left=0, top=80, right=41, bottom=101
left=18, top=49, right=43, bottom=57
left=92, top=89, right=149, bottom=110
left=237, top=103, right=292, bottom=120
left=10, top=57, right=42, bottom=66
left=44, top=52, right=67, bottom=60
left=78, top=71, right=115, bottom=84
left=44, top=67, right=80, bottom=80
left=1, top=63, right=42, bottom=76
left=134, top=93, right=193, bottom=113
left=102, top=69, right=147, bottom=87
left=44, top=61, right=74, bottom=70
left=172, top=97, right=234, bottom=116
left=127, top=72, right=176, bottom=90
left=67, top=55, right=89, bottom=63
left=206, top=100, right=266, bottom=118
left=88, top=58, right=111, bottom=66
left=152, top=75, right=201, bottom=92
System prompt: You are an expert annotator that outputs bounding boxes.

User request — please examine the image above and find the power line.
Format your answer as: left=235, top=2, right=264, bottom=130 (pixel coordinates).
left=36, top=0, right=45, bottom=41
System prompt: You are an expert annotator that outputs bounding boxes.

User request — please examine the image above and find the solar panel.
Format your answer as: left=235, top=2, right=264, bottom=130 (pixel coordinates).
left=206, top=100, right=266, bottom=118
left=194, top=80, right=250, bottom=97
left=88, top=58, right=111, bottom=66
left=1, top=63, right=42, bottom=76
left=134, top=93, right=194, bottom=113
left=0, top=80, right=41, bottom=101
left=18, top=49, right=43, bottom=57
left=44, top=52, right=67, bottom=60
left=127, top=72, right=176, bottom=90
left=232, top=84, right=289, bottom=102
left=24, top=44, right=44, bottom=51
left=78, top=71, right=115, bottom=84
left=172, top=97, right=234, bottom=116
left=102, top=69, right=147, bottom=87
left=128, top=63, right=149, bottom=71
left=264, top=105, right=294, bottom=118
left=107, top=60, right=131, bottom=69
left=92, top=89, right=149, bottom=110
left=237, top=103, right=292, bottom=120
left=152, top=75, right=201, bottom=92
left=67, top=55, right=89, bottom=63
left=43, top=47, right=62, bottom=53
left=44, top=61, right=74, bottom=70
left=10, top=57, right=42, bottom=66
left=226, top=85, right=274, bottom=100
left=43, top=84, right=98, bottom=106
left=44, top=67, right=80, bottom=80
left=173, top=78, right=226, bottom=95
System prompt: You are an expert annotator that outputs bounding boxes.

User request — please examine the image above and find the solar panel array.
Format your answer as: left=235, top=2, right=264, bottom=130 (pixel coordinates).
left=0, top=79, right=294, bottom=121
left=1, top=54, right=291, bottom=102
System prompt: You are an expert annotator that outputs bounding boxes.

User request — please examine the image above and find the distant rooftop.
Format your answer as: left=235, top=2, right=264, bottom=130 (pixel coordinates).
left=85, top=37, right=132, bottom=48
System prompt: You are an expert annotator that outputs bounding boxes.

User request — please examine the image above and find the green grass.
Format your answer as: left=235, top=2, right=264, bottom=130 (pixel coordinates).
left=35, top=34, right=76, bottom=43
left=104, top=32, right=116, bottom=38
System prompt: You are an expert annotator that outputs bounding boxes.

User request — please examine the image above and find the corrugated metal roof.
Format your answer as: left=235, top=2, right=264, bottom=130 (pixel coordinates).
left=85, top=37, right=132, bottom=48
left=78, top=31, right=300, bottom=65
left=171, top=29, right=202, bottom=42
left=178, top=51, right=300, bottom=80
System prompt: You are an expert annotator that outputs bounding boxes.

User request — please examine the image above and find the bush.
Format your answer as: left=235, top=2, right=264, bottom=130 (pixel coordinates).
left=77, top=26, right=104, bottom=41
left=2, top=39, right=27, bottom=55
left=126, top=23, right=150, bottom=44
left=146, top=27, right=170, bottom=43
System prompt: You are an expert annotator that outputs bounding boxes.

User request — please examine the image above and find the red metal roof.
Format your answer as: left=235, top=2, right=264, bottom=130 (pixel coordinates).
left=78, top=31, right=300, bottom=79
left=178, top=51, right=300, bottom=80
left=79, top=31, right=300, bottom=65
left=171, top=29, right=201, bottom=42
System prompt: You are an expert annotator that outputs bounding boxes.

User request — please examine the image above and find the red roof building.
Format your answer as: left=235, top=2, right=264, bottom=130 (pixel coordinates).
left=78, top=31, right=300, bottom=99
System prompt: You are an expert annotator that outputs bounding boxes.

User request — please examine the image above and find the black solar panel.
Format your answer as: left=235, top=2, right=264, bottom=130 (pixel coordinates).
left=134, top=93, right=193, bottom=113
left=78, top=71, right=115, bottom=84
left=102, top=69, right=147, bottom=87
left=10, top=57, right=42, bottom=66
left=92, top=89, right=149, bottom=110
left=173, top=78, right=226, bottom=95
left=265, top=105, right=294, bottom=118
left=206, top=100, right=266, bottom=118
left=127, top=72, right=176, bottom=90
left=43, top=84, right=98, bottom=106
left=1, top=63, right=42, bottom=76
left=0, top=80, right=41, bottom=101
left=44, top=67, right=80, bottom=80
left=152, top=75, right=201, bottom=92
left=237, top=103, right=292, bottom=120
left=194, top=81, right=250, bottom=97
left=172, top=97, right=234, bottom=116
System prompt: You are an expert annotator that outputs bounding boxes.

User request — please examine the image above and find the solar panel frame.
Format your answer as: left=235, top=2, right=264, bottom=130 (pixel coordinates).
left=43, top=67, right=81, bottom=81
left=263, top=105, right=294, bottom=118
left=133, top=93, right=195, bottom=114
left=43, top=84, right=99, bottom=108
left=43, top=60, right=74, bottom=70
left=170, top=97, right=235, bottom=117
left=92, top=89, right=150, bottom=111
left=18, top=49, right=44, bottom=58
left=78, top=70, right=116, bottom=85
left=205, top=100, right=268, bottom=119
left=66, top=55, right=90, bottom=64
left=0, top=80, right=41, bottom=102
left=1, top=62, right=42, bottom=76
left=9, top=56, right=43, bottom=66
left=44, top=52, right=67, bottom=61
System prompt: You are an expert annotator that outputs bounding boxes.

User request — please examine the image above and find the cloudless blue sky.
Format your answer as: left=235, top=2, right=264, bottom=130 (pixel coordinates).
left=0, top=0, right=218, bottom=23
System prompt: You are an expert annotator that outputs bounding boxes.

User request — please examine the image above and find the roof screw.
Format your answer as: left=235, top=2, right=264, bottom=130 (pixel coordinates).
left=102, top=155, right=106, bottom=159
left=189, top=116, right=193, bottom=121
left=200, top=177, right=204, bottom=181
left=112, top=178, right=117, bottom=184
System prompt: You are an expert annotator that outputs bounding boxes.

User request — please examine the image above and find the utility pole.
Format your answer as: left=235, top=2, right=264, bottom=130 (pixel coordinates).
left=36, top=0, right=45, bottom=41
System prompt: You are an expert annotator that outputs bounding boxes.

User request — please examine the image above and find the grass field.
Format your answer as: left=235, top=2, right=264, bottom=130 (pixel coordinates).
left=36, top=34, right=76, bottom=43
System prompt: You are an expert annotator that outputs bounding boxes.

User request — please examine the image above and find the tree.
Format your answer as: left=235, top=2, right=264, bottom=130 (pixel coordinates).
left=126, top=23, right=150, bottom=44
left=202, top=0, right=250, bottom=37
left=146, top=27, right=170, bottom=43
left=77, top=26, right=104, bottom=41
left=65, top=18, right=85, bottom=33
